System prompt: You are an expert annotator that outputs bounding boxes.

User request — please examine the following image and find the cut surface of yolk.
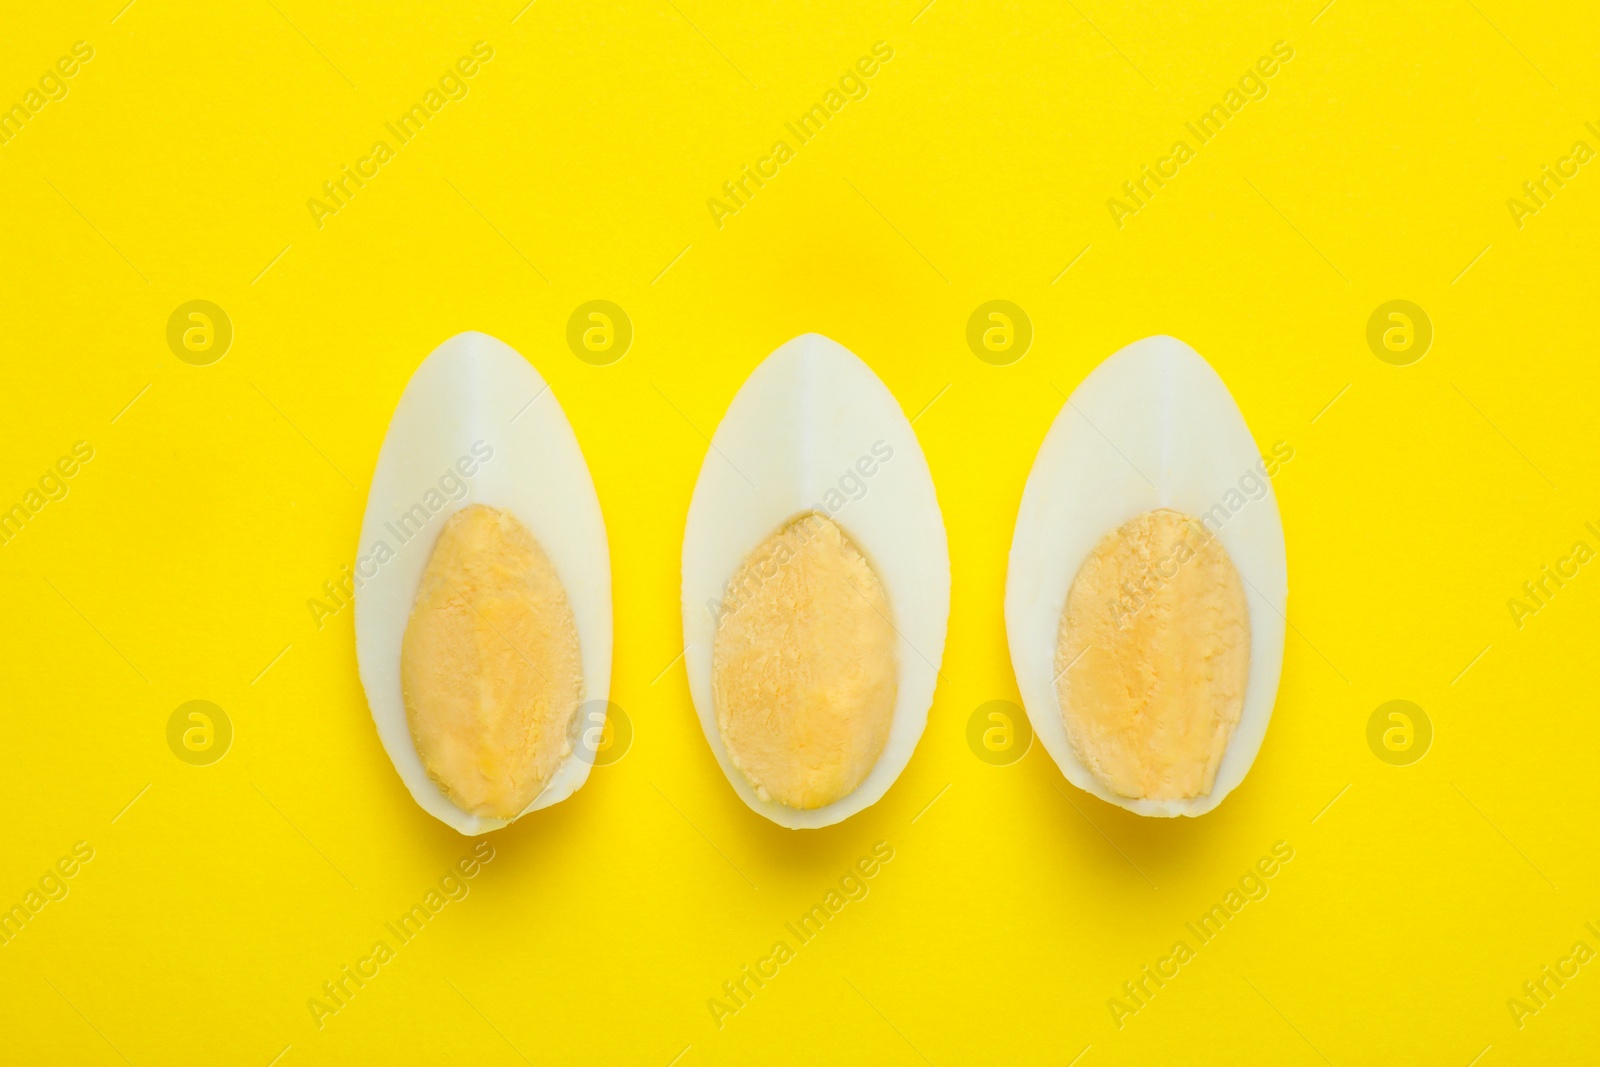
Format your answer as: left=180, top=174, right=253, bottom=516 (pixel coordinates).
left=1055, top=508, right=1250, bottom=801
left=401, top=504, right=583, bottom=820
left=712, top=512, right=897, bottom=810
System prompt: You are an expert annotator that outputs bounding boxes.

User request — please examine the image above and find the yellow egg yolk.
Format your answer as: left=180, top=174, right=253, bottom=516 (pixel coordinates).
left=1055, top=508, right=1250, bottom=801
left=401, top=504, right=584, bottom=820
left=712, top=512, right=898, bottom=810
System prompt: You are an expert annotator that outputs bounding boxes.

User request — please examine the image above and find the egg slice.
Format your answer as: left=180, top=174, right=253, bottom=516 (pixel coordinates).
left=681, top=334, right=950, bottom=829
left=1005, top=335, right=1287, bottom=817
left=355, top=331, right=612, bottom=835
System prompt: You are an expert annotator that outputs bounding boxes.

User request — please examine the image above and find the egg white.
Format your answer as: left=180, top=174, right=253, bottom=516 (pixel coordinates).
left=355, top=331, right=612, bottom=835
left=680, top=333, right=950, bottom=829
left=1005, top=335, right=1287, bottom=817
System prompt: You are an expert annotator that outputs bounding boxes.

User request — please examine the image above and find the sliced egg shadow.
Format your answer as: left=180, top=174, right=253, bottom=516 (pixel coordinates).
left=1023, top=745, right=1273, bottom=879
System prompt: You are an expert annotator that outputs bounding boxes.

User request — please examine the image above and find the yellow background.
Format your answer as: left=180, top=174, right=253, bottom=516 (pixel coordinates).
left=2, top=0, right=1597, bottom=1063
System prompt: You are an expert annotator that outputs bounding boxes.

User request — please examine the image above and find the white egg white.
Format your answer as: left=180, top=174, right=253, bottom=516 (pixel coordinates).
left=354, top=331, right=612, bottom=835
left=1005, top=335, right=1287, bottom=817
left=680, top=333, right=950, bottom=829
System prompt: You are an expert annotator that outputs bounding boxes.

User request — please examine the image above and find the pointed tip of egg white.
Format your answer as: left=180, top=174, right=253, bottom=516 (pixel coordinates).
left=444, top=328, right=500, bottom=345
left=780, top=331, right=843, bottom=349
left=422, top=331, right=548, bottom=386
left=1101, top=334, right=1216, bottom=378
left=768, top=332, right=868, bottom=370
left=432, top=329, right=507, bottom=358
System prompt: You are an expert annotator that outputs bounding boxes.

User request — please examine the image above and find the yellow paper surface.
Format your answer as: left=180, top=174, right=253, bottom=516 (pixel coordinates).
left=1, top=2, right=1597, bottom=1063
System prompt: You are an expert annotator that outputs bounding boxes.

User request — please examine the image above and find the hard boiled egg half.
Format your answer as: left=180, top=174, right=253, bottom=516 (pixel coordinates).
left=355, top=331, right=612, bottom=835
left=1006, top=336, right=1288, bottom=817
left=681, top=334, right=950, bottom=829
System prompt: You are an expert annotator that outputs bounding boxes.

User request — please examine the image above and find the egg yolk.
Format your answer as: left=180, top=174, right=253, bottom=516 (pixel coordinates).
left=401, top=504, right=584, bottom=820
left=1055, top=508, right=1250, bottom=801
left=712, top=512, right=898, bottom=810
